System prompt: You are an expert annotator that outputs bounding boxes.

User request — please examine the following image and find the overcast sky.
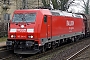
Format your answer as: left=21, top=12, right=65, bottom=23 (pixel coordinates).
left=68, top=0, right=88, bottom=13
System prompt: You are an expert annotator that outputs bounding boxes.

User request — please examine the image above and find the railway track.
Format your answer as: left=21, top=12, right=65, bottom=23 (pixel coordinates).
left=0, top=46, right=6, bottom=51
left=67, top=44, right=90, bottom=60
left=0, top=46, right=22, bottom=60
left=0, top=45, right=17, bottom=60
left=0, top=37, right=90, bottom=60
left=0, top=46, right=13, bottom=59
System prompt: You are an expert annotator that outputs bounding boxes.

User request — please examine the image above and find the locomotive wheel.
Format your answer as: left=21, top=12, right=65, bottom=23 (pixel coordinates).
left=55, top=40, right=60, bottom=47
left=52, top=41, right=56, bottom=49
left=48, top=43, right=51, bottom=48
left=82, top=34, right=85, bottom=39
left=39, top=45, right=47, bottom=53
left=52, top=45, right=56, bottom=49
left=67, top=38, right=72, bottom=43
left=42, top=45, right=47, bottom=53
left=71, top=37, right=75, bottom=42
left=57, top=41, right=60, bottom=47
left=83, top=34, right=85, bottom=38
left=79, top=35, right=83, bottom=40
left=75, top=35, right=80, bottom=41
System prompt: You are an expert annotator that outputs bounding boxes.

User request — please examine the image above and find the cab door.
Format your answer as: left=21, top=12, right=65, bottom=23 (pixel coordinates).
left=44, top=15, right=52, bottom=39
left=47, top=15, right=52, bottom=39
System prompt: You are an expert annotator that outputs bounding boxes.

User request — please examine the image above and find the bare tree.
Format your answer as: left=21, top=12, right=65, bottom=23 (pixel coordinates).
left=42, top=0, right=76, bottom=11
left=66, top=0, right=75, bottom=10
left=81, top=0, right=90, bottom=14
left=42, top=0, right=50, bottom=8
left=68, top=0, right=90, bottom=14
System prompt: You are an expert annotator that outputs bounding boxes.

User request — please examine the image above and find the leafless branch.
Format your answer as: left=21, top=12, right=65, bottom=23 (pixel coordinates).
left=82, top=0, right=87, bottom=7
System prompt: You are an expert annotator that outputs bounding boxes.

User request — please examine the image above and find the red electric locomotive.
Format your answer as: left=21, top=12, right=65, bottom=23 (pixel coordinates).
left=6, top=9, right=85, bottom=54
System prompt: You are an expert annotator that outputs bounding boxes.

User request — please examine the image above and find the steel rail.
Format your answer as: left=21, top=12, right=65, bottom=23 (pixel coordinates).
left=67, top=44, right=90, bottom=60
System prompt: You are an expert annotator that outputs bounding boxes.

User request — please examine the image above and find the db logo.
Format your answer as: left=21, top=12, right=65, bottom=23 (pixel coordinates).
left=66, top=20, right=74, bottom=26
left=17, top=29, right=26, bottom=32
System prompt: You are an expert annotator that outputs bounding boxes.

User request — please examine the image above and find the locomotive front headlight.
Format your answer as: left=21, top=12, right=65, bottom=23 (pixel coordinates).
left=30, top=35, right=33, bottom=38
left=28, top=35, right=33, bottom=38
left=10, top=35, right=16, bottom=38
left=11, top=35, right=14, bottom=38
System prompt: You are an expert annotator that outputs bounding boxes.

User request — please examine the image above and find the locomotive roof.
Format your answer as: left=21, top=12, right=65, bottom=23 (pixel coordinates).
left=14, top=9, right=52, bottom=15
left=75, top=13, right=90, bottom=20
left=50, top=10, right=83, bottom=18
left=14, top=9, right=83, bottom=18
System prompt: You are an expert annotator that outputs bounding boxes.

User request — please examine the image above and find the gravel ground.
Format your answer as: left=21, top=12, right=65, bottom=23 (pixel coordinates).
left=36, top=38, right=90, bottom=60
left=74, top=46, right=90, bottom=60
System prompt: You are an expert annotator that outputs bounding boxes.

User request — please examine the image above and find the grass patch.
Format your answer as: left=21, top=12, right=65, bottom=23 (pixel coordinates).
left=0, top=37, right=7, bottom=42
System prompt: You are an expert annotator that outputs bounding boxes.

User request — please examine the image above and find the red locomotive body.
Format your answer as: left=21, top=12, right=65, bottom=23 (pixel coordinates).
left=6, top=9, right=85, bottom=54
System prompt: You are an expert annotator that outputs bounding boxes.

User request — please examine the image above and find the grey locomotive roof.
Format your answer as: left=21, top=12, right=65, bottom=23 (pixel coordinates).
left=50, top=10, right=83, bottom=18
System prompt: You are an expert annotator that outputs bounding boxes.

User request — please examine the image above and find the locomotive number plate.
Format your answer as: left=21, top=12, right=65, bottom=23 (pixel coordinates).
left=17, top=29, right=26, bottom=32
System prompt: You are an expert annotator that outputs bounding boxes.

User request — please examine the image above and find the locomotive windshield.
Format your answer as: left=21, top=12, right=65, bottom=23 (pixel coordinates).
left=12, top=13, right=36, bottom=22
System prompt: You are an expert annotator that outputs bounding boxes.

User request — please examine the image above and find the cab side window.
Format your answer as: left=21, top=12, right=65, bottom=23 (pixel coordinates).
left=44, top=15, right=47, bottom=23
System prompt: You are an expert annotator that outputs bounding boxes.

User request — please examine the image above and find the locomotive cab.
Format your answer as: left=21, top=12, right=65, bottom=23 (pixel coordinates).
left=6, top=9, right=52, bottom=54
